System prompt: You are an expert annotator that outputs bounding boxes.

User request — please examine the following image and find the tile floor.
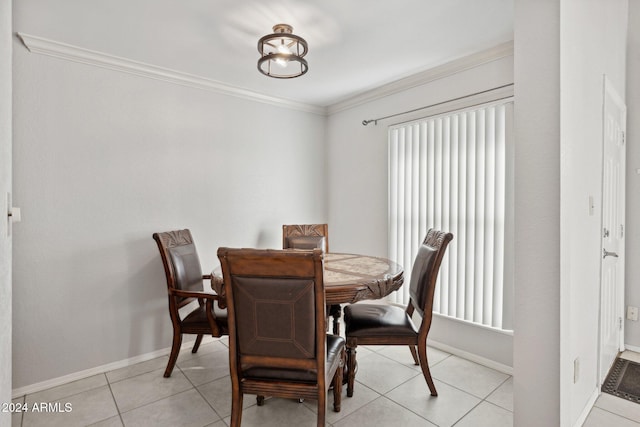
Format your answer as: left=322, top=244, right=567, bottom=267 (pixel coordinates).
left=9, top=340, right=640, bottom=426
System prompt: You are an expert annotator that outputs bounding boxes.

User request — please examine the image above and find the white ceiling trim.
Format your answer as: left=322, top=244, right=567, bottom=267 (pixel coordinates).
left=17, top=33, right=326, bottom=115
left=328, top=41, right=514, bottom=115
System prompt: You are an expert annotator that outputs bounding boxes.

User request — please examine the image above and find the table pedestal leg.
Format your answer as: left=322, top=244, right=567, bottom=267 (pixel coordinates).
left=328, top=304, right=342, bottom=335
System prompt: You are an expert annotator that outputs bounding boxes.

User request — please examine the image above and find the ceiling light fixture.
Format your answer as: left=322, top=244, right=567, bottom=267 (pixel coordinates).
left=257, top=24, right=308, bottom=79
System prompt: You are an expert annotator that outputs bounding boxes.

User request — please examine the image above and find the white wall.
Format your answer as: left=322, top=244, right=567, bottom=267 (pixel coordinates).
left=625, top=0, right=640, bottom=349
left=0, top=0, right=12, bottom=424
left=326, top=52, right=515, bottom=368
left=513, top=1, right=561, bottom=425
left=12, top=42, right=326, bottom=389
left=560, top=2, right=628, bottom=425
left=513, top=1, right=629, bottom=426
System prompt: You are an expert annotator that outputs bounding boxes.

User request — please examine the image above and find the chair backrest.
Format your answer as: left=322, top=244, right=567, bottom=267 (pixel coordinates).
left=408, top=229, right=454, bottom=319
left=217, top=248, right=326, bottom=378
left=153, top=229, right=204, bottom=307
left=282, top=224, right=329, bottom=252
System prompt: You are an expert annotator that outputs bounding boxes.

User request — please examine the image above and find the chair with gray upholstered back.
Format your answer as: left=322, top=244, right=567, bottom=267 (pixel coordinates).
left=343, top=228, right=453, bottom=397
left=153, top=229, right=228, bottom=377
left=217, top=247, right=344, bottom=427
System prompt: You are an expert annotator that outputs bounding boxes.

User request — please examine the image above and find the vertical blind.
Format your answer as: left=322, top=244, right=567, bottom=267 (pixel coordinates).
left=388, top=100, right=513, bottom=329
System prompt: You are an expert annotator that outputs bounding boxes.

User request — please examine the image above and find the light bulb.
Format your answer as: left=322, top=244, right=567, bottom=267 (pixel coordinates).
left=275, top=42, right=291, bottom=67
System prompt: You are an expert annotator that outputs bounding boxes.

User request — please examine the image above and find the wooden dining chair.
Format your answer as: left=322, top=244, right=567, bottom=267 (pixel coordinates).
left=282, top=223, right=329, bottom=252
left=217, top=247, right=345, bottom=427
left=153, top=229, right=228, bottom=377
left=282, top=223, right=343, bottom=335
left=343, top=228, right=453, bottom=397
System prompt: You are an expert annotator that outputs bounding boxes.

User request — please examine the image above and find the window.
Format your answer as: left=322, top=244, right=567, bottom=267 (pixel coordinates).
left=388, top=99, right=513, bottom=330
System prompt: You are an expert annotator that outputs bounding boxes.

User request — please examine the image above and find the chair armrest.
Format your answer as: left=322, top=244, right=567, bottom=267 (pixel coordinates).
left=169, top=289, right=223, bottom=337
left=171, top=289, right=220, bottom=300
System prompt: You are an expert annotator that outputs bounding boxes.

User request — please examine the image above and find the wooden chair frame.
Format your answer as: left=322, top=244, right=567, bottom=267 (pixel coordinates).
left=282, top=223, right=343, bottom=335
left=153, top=229, right=227, bottom=377
left=345, top=229, right=453, bottom=397
left=282, top=223, right=329, bottom=252
left=218, top=247, right=344, bottom=427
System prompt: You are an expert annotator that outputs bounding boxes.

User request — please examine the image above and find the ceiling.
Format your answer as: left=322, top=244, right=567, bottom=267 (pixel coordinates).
left=15, top=0, right=514, bottom=107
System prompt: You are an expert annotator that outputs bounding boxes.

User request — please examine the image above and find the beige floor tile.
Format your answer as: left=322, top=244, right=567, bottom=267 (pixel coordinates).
left=430, top=355, right=509, bottom=398
left=197, top=376, right=255, bottom=418
left=11, top=396, right=25, bottom=427
left=454, top=401, right=513, bottom=427
left=87, top=415, right=124, bottom=426
left=584, top=407, right=640, bottom=427
left=303, top=380, right=382, bottom=424
left=25, top=374, right=108, bottom=403
left=595, top=393, right=640, bottom=423
left=377, top=345, right=451, bottom=372
left=177, top=348, right=230, bottom=386
left=349, top=345, right=374, bottom=360
left=120, top=388, right=219, bottom=427
left=333, top=396, right=436, bottom=427
left=106, top=356, right=168, bottom=383
left=110, top=368, right=192, bottom=413
left=386, top=377, right=481, bottom=427
left=22, top=385, right=118, bottom=427
left=177, top=339, right=229, bottom=361
left=621, top=351, right=640, bottom=364
left=350, top=352, right=420, bottom=395
left=223, top=396, right=320, bottom=427
left=486, top=377, right=513, bottom=411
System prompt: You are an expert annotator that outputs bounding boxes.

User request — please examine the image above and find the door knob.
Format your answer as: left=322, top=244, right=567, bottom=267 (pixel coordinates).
left=603, top=249, right=619, bottom=259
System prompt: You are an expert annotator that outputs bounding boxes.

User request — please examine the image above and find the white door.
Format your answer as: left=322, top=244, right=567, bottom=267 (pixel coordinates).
left=599, top=77, right=626, bottom=384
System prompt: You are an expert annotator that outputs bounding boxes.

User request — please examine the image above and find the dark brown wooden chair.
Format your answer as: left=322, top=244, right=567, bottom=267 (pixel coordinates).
left=282, top=224, right=329, bottom=252
left=153, top=229, right=228, bottom=378
left=343, top=228, right=453, bottom=397
left=282, top=224, right=342, bottom=335
left=217, top=247, right=345, bottom=427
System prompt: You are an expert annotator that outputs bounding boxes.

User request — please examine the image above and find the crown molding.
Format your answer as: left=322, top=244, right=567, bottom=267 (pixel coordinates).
left=327, top=41, right=514, bottom=115
left=17, top=32, right=326, bottom=115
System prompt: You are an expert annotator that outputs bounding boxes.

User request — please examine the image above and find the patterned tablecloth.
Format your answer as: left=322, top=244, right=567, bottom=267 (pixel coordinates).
left=211, top=252, right=404, bottom=307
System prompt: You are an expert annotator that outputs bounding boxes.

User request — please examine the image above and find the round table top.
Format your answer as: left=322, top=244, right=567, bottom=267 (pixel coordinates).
left=211, top=252, right=404, bottom=306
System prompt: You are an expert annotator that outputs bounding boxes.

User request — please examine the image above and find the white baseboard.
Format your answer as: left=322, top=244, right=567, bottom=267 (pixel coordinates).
left=573, top=387, right=599, bottom=427
left=11, top=337, right=222, bottom=398
left=624, top=343, right=640, bottom=353
left=427, top=339, right=513, bottom=375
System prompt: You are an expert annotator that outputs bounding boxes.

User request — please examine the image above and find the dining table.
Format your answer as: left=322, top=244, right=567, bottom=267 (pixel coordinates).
left=210, top=252, right=404, bottom=309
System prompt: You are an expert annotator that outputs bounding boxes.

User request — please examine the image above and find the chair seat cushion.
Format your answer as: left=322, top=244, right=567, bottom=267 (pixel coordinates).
left=344, top=303, right=418, bottom=338
left=243, top=334, right=345, bottom=383
left=183, top=303, right=228, bottom=327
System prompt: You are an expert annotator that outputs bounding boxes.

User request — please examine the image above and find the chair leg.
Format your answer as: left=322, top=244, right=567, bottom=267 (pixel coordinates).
left=333, top=348, right=344, bottom=412
left=346, top=341, right=357, bottom=397
left=317, top=380, right=327, bottom=427
left=417, top=341, right=438, bottom=396
left=164, top=329, right=182, bottom=378
left=192, top=334, right=204, bottom=353
left=257, top=395, right=265, bottom=406
left=230, top=390, right=244, bottom=427
left=409, top=344, right=419, bottom=365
